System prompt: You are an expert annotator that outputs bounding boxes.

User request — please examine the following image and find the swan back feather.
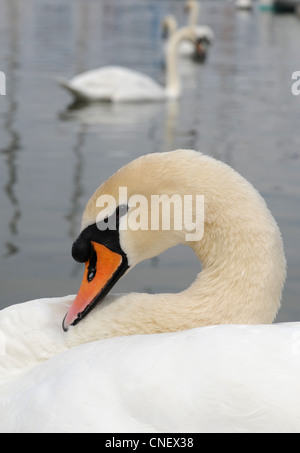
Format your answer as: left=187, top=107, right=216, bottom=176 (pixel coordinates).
left=1, top=312, right=300, bottom=432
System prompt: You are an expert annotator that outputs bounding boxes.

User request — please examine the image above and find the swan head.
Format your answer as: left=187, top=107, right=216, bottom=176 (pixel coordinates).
left=63, top=150, right=202, bottom=331
left=192, top=26, right=214, bottom=62
left=63, top=149, right=286, bottom=331
left=161, top=15, right=178, bottom=39
left=184, top=0, right=200, bottom=14
left=194, top=36, right=212, bottom=62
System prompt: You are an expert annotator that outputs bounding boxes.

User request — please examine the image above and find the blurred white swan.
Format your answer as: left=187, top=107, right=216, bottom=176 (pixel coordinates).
left=58, top=26, right=202, bottom=103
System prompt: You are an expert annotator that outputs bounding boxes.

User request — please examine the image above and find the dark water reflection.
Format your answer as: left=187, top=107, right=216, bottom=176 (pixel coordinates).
left=0, top=0, right=299, bottom=322
left=1, top=1, right=21, bottom=258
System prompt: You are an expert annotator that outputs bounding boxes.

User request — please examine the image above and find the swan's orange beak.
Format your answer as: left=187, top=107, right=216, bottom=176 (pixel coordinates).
left=63, top=242, right=126, bottom=331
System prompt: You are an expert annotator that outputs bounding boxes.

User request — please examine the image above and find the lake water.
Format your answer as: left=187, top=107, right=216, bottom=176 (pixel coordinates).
left=0, top=0, right=299, bottom=322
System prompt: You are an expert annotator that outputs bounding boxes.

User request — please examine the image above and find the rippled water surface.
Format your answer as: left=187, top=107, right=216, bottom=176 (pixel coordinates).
left=0, top=0, right=299, bottom=322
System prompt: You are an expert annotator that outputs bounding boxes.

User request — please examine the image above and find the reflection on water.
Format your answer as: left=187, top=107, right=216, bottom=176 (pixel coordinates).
left=64, top=123, right=86, bottom=241
left=60, top=100, right=167, bottom=126
left=0, top=0, right=299, bottom=323
left=1, top=0, right=21, bottom=257
left=59, top=98, right=179, bottom=153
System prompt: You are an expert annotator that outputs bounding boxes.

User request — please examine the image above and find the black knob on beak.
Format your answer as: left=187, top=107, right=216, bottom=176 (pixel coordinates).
left=72, top=236, right=92, bottom=263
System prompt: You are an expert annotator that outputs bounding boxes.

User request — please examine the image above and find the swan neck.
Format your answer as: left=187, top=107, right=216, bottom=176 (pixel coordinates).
left=166, top=27, right=191, bottom=98
left=182, top=180, right=286, bottom=326
left=166, top=16, right=178, bottom=37
left=188, top=2, right=199, bottom=27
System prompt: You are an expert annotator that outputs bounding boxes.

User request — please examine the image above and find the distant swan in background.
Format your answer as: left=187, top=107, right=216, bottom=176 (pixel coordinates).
left=179, top=0, right=214, bottom=59
left=162, top=13, right=214, bottom=62
left=1, top=150, right=299, bottom=433
left=58, top=27, right=203, bottom=103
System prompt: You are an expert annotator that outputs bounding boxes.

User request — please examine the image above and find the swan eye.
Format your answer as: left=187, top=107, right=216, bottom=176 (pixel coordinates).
left=87, top=250, right=97, bottom=282
left=87, top=267, right=96, bottom=282
left=87, top=247, right=97, bottom=282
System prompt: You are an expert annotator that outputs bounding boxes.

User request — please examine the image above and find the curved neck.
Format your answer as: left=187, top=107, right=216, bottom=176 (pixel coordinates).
left=181, top=155, right=286, bottom=326
left=185, top=217, right=284, bottom=326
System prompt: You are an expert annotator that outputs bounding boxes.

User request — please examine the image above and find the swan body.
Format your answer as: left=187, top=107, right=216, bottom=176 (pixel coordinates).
left=1, top=296, right=300, bottom=433
left=58, top=67, right=166, bottom=103
left=59, top=26, right=200, bottom=103
left=0, top=149, right=295, bottom=433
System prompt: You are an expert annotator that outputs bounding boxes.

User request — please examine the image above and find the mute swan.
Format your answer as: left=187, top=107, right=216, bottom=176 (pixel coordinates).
left=178, top=0, right=214, bottom=59
left=162, top=14, right=214, bottom=62
left=2, top=149, right=299, bottom=434
left=58, top=26, right=204, bottom=103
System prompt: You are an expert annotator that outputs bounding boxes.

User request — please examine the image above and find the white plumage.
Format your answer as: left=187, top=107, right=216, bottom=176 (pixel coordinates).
left=58, top=67, right=166, bottom=103
left=0, top=150, right=298, bottom=433
left=1, top=296, right=300, bottom=433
